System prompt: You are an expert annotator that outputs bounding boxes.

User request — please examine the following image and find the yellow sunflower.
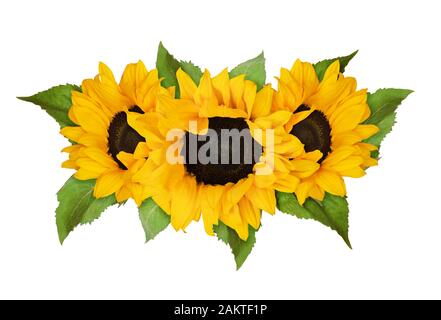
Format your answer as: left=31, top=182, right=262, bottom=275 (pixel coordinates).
left=273, top=59, right=379, bottom=204
left=128, top=68, right=319, bottom=240
left=60, top=61, right=173, bottom=205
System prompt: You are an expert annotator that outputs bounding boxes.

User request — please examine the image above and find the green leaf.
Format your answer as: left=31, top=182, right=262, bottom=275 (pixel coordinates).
left=156, top=42, right=204, bottom=97
left=214, top=222, right=257, bottom=270
left=364, top=88, right=413, bottom=156
left=18, top=84, right=80, bottom=128
left=313, top=50, right=358, bottom=81
left=56, top=176, right=116, bottom=244
left=276, top=191, right=351, bottom=248
left=156, top=42, right=182, bottom=97
left=365, top=112, right=397, bottom=151
left=138, top=198, right=170, bottom=242
left=156, top=44, right=266, bottom=96
left=229, top=52, right=266, bottom=90
left=180, top=60, right=203, bottom=85
left=365, top=88, right=413, bottom=126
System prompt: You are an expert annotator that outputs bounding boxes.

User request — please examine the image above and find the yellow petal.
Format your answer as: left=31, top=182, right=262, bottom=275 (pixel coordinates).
left=61, top=144, right=82, bottom=154
left=328, top=89, right=367, bottom=122
left=221, top=177, right=253, bottom=215
left=200, top=185, right=223, bottom=236
left=295, top=179, right=313, bottom=205
left=117, top=151, right=137, bottom=169
left=322, top=60, right=340, bottom=82
left=253, top=110, right=292, bottom=129
left=71, top=91, right=113, bottom=120
left=133, top=141, right=150, bottom=158
left=127, top=113, right=160, bottom=146
left=77, top=133, right=106, bottom=149
left=72, top=106, right=108, bottom=136
left=212, top=68, right=231, bottom=106
left=167, top=86, right=176, bottom=98
left=330, top=104, right=366, bottom=135
left=83, top=148, right=117, bottom=169
left=331, top=132, right=362, bottom=148
left=251, top=85, right=273, bottom=119
left=315, top=169, right=346, bottom=197
left=115, top=185, right=131, bottom=203
left=135, top=61, right=149, bottom=86
left=170, top=176, right=199, bottom=231
left=358, top=142, right=378, bottom=152
left=76, top=158, right=110, bottom=176
left=280, top=66, right=297, bottom=89
left=284, top=109, right=314, bottom=133
left=62, top=159, right=78, bottom=169
left=239, top=197, right=261, bottom=230
left=301, top=150, right=323, bottom=163
left=291, top=159, right=320, bottom=179
left=309, top=76, right=356, bottom=113
left=94, top=170, right=125, bottom=198
left=128, top=182, right=147, bottom=207
left=354, top=124, right=379, bottom=140
left=232, top=205, right=249, bottom=241
left=74, top=167, right=100, bottom=180
left=297, top=60, right=319, bottom=98
left=329, top=155, right=364, bottom=176
left=246, top=186, right=276, bottom=214
left=273, top=135, right=304, bottom=157
left=244, top=80, right=257, bottom=118
left=273, top=172, right=300, bottom=193
left=322, top=146, right=356, bottom=167
left=201, top=105, right=248, bottom=119
left=309, top=184, right=325, bottom=201
left=92, top=79, right=130, bottom=114
left=119, top=62, right=138, bottom=102
left=60, top=126, right=85, bottom=142
left=99, top=62, right=117, bottom=85
left=230, top=75, right=246, bottom=111
left=68, top=105, right=78, bottom=124
left=276, top=80, right=298, bottom=111
left=176, top=68, right=197, bottom=100
left=254, top=171, right=277, bottom=189
left=220, top=201, right=243, bottom=233
left=272, top=89, right=290, bottom=112
left=194, top=69, right=218, bottom=108
left=157, top=94, right=199, bottom=117
left=338, top=166, right=366, bottom=178
left=153, top=193, right=171, bottom=215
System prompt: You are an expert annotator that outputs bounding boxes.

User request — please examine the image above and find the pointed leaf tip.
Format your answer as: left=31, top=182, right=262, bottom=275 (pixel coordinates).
left=363, top=88, right=413, bottom=158
left=17, top=84, right=80, bottom=128
left=56, top=176, right=116, bottom=244
left=214, top=222, right=257, bottom=270
left=276, top=191, right=351, bottom=248
left=229, top=52, right=266, bottom=91
left=313, top=51, right=359, bottom=81
left=138, top=198, right=170, bottom=243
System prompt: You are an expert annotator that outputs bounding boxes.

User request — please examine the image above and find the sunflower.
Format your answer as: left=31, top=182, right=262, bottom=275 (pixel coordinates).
left=128, top=68, right=319, bottom=240
left=273, top=59, right=379, bottom=204
left=60, top=61, right=173, bottom=205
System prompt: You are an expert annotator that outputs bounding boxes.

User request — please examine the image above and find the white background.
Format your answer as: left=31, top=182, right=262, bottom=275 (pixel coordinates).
left=0, top=0, right=439, bottom=299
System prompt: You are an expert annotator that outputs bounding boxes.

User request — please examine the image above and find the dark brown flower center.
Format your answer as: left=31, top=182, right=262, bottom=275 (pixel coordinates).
left=107, top=105, right=145, bottom=170
left=182, top=117, right=263, bottom=185
left=290, top=104, right=331, bottom=163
